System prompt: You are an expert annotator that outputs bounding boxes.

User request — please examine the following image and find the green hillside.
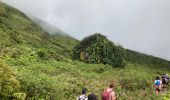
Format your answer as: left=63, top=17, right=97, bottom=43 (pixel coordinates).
left=0, top=1, right=78, bottom=58
left=125, top=49, right=170, bottom=69
left=1, top=1, right=170, bottom=100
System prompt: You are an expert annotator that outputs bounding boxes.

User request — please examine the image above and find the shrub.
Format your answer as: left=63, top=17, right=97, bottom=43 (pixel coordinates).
left=0, top=59, right=20, bottom=98
left=12, top=92, right=26, bottom=100
left=37, top=49, right=48, bottom=60
left=73, top=33, right=126, bottom=67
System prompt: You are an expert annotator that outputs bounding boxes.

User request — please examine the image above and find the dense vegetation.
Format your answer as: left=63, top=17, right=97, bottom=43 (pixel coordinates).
left=1, top=1, right=170, bottom=100
left=0, top=59, right=26, bottom=99
left=125, top=49, right=170, bottom=69
left=73, top=33, right=125, bottom=67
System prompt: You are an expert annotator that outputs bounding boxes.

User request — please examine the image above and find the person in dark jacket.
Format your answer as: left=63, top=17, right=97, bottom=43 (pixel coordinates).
left=88, top=93, right=98, bottom=100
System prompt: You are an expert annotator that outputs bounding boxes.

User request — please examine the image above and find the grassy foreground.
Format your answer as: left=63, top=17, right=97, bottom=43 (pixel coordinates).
left=3, top=52, right=170, bottom=100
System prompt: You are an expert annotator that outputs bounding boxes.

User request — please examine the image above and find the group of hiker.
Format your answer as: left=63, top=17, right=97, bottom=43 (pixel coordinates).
left=154, top=74, right=170, bottom=95
left=77, top=82, right=117, bottom=100
left=76, top=74, right=169, bottom=100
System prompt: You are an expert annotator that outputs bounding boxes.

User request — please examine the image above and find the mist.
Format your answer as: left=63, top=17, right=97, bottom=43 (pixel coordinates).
left=1, top=0, right=170, bottom=60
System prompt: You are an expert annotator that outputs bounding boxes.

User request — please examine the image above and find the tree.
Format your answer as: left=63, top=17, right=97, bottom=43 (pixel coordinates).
left=73, top=33, right=126, bottom=67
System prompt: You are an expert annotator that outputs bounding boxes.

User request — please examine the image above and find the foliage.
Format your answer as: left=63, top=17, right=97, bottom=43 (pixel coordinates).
left=37, top=49, right=48, bottom=60
left=125, top=49, right=170, bottom=69
left=12, top=92, right=26, bottom=100
left=0, top=59, right=20, bottom=98
left=10, top=59, right=169, bottom=100
left=73, top=33, right=126, bottom=67
left=163, top=93, right=170, bottom=100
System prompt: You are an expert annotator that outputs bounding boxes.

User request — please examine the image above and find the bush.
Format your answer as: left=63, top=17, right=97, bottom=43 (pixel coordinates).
left=37, top=49, right=48, bottom=60
left=12, top=92, right=26, bottom=100
left=0, top=59, right=20, bottom=98
left=73, top=33, right=126, bottom=67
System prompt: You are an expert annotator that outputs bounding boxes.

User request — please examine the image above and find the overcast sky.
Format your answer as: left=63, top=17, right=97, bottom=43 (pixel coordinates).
left=1, top=0, right=170, bottom=60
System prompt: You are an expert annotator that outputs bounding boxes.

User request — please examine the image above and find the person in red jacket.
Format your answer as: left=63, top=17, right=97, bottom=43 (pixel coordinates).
left=102, top=82, right=117, bottom=100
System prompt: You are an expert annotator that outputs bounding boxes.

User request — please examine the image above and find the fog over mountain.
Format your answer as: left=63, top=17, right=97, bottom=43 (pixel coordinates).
left=1, top=0, right=170, bottom=60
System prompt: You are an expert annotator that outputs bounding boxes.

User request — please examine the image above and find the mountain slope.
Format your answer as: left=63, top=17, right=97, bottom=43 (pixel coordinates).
left=1, top=1, right=170, bottom=100
left=0, top=1, right=78, bottom=59
left=125, top=49, right=170, bottom=69
left=0, top=1, right=44, bottom=46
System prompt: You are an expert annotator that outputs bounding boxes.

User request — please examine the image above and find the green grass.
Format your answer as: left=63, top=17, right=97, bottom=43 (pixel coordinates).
left=4, top=53, right=170, bottom=99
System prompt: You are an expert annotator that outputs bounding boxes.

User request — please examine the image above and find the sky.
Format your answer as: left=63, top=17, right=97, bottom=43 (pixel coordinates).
left=1, top=0, right=170, bottom=60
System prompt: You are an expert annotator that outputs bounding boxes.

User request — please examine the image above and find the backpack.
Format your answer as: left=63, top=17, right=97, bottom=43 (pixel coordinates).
left=163, top=77, right=168, bottom=84
left=155, top=80, right=161, bottom=86
left=102, top=89, right=112, bottom=100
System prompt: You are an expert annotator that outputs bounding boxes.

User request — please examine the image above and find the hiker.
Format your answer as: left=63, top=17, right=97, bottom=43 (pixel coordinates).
left=77, top=88, right=88, bottom=100
left=102, top=82, right=117, bottom=100
left=154, top=76, right=162, bottom=95
left=162, top=74, right=169, bottom=89
left=88, top=93, right=98, bottom=100
left=165, top=74, right=170, bottom=83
